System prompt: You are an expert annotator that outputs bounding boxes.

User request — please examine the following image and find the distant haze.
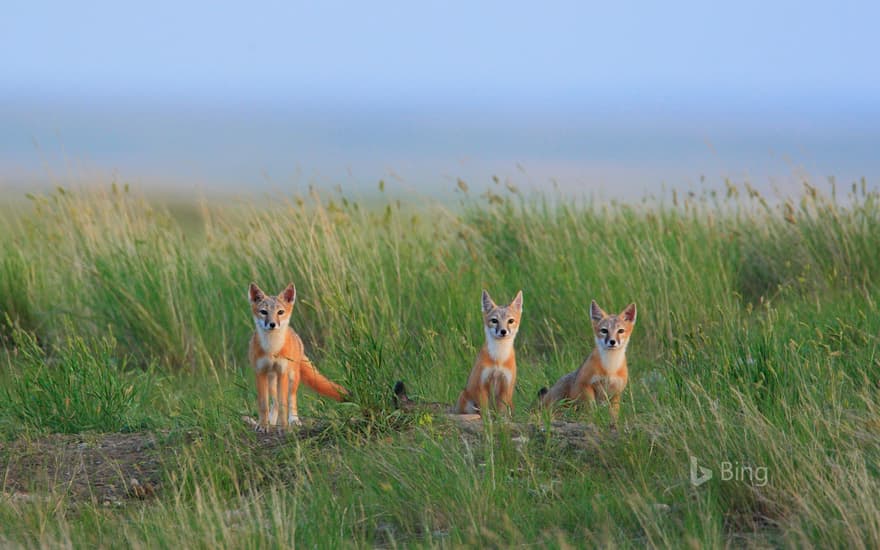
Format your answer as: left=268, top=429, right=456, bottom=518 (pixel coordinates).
left=2, top=1, right=878, bottom=199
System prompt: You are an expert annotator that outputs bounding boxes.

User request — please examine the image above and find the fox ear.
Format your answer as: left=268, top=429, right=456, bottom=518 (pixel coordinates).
left=621, top=303, right=637, bottom=323
left=510, top=290, right=523, bottom=312
left=280, top=283, right=297, bottom=305
left=590, top=300, right=607, bottom=322
left=481, top=289, right=496, bottom=313
left=249, top=282, right=265, bottom=303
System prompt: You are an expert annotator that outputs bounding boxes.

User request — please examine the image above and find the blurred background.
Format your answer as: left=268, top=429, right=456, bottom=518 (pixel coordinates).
left=2, top=0, right=878, bottom=200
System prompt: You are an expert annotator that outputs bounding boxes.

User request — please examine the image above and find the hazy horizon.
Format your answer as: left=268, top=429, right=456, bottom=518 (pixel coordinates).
left=3, top=93, right=877, bottom=201
left=3, top=1, right=878, bottom=200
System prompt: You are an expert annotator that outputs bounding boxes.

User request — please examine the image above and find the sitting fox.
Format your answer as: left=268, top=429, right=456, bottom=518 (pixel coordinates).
left=455, top=289, right=523, bottom=415
left=538, top=300, right=636, bottom=425
left=248, top=282, right=348, bottom=430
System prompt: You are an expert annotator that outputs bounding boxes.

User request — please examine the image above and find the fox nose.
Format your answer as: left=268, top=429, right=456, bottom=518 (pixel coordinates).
left=500, top=329, right=508, bottom=336
left=268, top=322, right=277, bottom=329
left=609, top=339, right=616, bottom=346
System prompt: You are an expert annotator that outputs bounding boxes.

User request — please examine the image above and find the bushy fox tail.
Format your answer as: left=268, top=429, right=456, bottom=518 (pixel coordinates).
left=300, top=359, right=348, bottom=401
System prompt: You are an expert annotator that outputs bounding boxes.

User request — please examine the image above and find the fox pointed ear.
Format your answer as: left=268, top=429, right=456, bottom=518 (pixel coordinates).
left=510, top=290, right=523, bottom=312
left=621, top=303, right=637, bottom=323
left=249, top=282, right=265, bottom=303
left=481, top=289, right=496, bottom=313
left=590, top=300, right=607, bottom=322
left=280, top=283, right=297, bottom=305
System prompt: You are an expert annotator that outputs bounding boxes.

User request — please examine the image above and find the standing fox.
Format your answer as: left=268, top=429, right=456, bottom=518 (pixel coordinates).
left=455, top=289, right=523, bottom=415
left=248, top=282, right=347, bottom=430
left=538, top=300, right=636, bottom=425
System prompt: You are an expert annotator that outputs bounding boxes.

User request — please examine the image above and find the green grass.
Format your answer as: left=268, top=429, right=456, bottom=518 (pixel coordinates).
left=1, top=180, right=879, bottom=547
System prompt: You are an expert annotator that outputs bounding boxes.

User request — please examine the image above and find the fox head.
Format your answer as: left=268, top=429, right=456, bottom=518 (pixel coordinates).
left=482, top=289, right=523, bottom=342
left=248, top=282, right=296, bottom=333
left=590, top=300, right=636, bottom=352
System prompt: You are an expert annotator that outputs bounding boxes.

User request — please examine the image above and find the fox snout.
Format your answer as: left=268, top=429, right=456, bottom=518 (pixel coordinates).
left=598, top=334, right=626, bottom=350
left=487, top=324, right=514, bottom=339
left=254, top=314, right=283, bottom=331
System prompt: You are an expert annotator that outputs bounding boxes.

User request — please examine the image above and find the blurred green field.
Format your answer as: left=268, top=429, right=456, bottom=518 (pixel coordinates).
left=1, top=180, right=879, bottom=547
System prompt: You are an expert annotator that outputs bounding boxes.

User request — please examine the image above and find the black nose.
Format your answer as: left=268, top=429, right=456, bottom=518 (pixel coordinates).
left=609, top=339, right=616, bottom=346
left=269, top=322, right=277, bottom=329
left=500, top=329, right=508, bottom=336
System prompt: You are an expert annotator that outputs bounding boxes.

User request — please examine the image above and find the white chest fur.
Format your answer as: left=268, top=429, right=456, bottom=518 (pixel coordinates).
left=256, top=322, right=289, bottom=355
left=485, top=328, right=514, bottom=363
left=254, top=324, right=291, bottom=374
left=596, top=346, right=627, bottom=374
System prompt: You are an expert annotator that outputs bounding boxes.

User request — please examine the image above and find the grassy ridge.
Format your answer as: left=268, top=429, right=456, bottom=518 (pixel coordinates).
left=1, top=181, right=879, bottom=547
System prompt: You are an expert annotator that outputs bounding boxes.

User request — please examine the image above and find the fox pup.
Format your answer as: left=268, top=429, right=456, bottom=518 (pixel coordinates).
left=455, top=289, right=523, bottom=415
left=248, top=282, right=347, bottom=430
left=538, top=300, right=636, bottom=425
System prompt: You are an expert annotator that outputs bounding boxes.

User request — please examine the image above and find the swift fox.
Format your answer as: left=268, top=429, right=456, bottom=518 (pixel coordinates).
left=248, top=282, right=347, bottom=430
left=455, top=289, right=523, bottom=415
left=537, top=300, right=636, bottom=425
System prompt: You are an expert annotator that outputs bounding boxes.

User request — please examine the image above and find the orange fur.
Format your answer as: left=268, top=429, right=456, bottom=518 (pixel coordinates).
left=539, top=301, right=636, bottom=425
left=455, top=289, right=523, bottom=415
left=248, top=282, right=347, bottom=430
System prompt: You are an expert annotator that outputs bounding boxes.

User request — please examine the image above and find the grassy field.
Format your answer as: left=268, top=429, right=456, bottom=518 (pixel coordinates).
left=1, top=180, right=879, bottom=548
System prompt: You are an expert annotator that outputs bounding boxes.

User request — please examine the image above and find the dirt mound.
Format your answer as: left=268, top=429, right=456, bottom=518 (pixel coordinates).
left=242, top=413, right=604, bottom=452
left=1, top=415, right=605, bottom=507
left=446, top=414, right=604, bottom=450
left=1, top=432, right=165, bottom=506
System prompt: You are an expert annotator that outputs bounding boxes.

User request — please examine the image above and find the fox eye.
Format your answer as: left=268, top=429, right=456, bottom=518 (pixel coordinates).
left=490, top=318, right=498, bottom=324
left=617, top=328, right=625, bottom=334
left=507, top=319, right=515, bottom=325
left=259, top=309, right=268, bottom=316
left=278, top=310, right=285, bottom=316
left=599, top=328, right=608, bottom=334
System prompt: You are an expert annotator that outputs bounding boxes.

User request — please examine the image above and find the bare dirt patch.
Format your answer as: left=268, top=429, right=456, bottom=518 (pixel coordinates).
left=1, top=432, right=166, bottom=506
left=242, top=413, right=604, bottom=452
left=445, top=414, right=604, bottom=450
left=0, top=413, right=605, bottom=508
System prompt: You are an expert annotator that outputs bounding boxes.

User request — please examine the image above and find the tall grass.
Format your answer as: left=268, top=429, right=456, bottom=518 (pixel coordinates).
left=1, top=322, right=155, bottom=434
left=0, top=180, right=878, bottom=546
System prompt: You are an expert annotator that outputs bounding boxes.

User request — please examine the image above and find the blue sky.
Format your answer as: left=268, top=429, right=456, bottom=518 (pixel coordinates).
left=4, top=1, right=878, bottom=102
left=2, top=1, right=878, bottom=196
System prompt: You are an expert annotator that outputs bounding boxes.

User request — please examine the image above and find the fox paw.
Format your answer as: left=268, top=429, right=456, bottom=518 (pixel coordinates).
left=288, top=415, right=302, bottom=426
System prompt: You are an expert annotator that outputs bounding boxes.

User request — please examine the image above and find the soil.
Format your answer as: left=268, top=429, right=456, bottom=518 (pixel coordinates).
left=1, top=415, right=604, bottom=506
left=1, top=432, right=166, bottom=506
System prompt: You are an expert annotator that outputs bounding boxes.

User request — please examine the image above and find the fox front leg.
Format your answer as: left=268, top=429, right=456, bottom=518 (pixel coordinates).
left=575, top=384, right=597, bottom=415
left=288, top=371, right=302, bottom=426
left=277, top=371, right=290, bottom=428
left=609, top=393, right=621, bottom=428
left=267, top=372, right=279, bottom=425
left=496, top=381, right=514, bottom=416
left=255, top=371, right=271, bottom=431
